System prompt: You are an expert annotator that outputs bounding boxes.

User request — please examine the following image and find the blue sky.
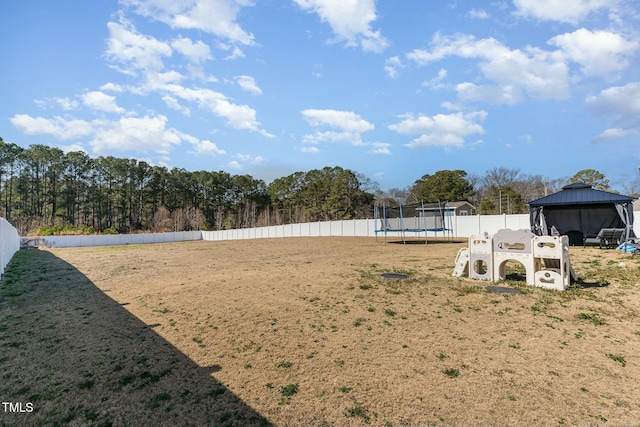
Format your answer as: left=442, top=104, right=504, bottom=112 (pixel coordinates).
left=1, top=0, right=639, bottom=192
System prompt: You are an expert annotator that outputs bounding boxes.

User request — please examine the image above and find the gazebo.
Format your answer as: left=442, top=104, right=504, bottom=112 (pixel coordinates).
left=529, top=183, right=636, bottom=246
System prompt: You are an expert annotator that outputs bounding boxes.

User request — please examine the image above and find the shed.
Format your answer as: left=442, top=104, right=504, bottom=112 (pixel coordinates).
left=414, top=201, right=475, bottom=229
left=416, top=201, right=476, bottom=216
left=528, top=183, right=636, bottom=245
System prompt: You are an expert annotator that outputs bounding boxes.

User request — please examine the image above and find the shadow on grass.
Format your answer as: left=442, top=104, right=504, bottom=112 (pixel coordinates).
left=502, top=272, right=610, bottom=290
left=571, top=279, right=610, bottom=289
left=0, top=249, right=272, bottom=427
left=386, top=238, right=465, bottom=245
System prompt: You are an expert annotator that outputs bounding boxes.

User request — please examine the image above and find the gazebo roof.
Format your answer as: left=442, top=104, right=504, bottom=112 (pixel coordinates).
left=528, top=182, right=635, bottom=207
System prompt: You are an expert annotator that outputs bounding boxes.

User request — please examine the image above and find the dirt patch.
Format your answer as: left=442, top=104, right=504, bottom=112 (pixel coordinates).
left=2, top=237, right=640, bottom=426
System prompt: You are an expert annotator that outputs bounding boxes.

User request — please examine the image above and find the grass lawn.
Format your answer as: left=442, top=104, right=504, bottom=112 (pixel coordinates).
left=1, top=237, right=640, bottom=426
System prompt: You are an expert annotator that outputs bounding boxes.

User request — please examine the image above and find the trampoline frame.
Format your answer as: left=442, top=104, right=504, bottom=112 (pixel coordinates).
left=374, top=200, right=453, bottom=244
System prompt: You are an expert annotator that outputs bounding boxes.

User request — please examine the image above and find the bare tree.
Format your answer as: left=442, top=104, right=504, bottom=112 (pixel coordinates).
left=483, top=167, right=521, bottom=188
left=151, top=206, right=172, bottom=232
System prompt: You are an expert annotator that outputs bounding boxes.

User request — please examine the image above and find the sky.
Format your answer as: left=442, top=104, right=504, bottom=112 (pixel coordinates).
left=1, top=0, right=639, bottom=192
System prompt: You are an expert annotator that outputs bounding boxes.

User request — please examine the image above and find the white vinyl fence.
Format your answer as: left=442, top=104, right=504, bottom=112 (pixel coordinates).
left=453, top=214, right=532, bottom=237
left=201, top=214, right=532, bottom=242
left=21, top=212, right=640, bottom=248
left=201, top=219, right=377, bottom=241
left=23, top=231, right=202, bottom=248
left=1, top=217, right=21, bottom=275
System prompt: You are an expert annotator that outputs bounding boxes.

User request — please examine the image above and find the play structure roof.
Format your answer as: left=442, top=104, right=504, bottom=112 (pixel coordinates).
left=529, top=183, right=634, bottom=207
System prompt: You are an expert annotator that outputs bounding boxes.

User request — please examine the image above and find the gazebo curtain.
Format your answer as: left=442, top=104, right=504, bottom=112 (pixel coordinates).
left=530, top=202, right=632, bottom=245
left=615, top=201, right=635, bottom=242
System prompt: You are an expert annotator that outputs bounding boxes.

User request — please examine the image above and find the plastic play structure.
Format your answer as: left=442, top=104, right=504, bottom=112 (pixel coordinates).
left=452, top=229, right=576, bottom=291
left=374, top=201, right=453, bottom=244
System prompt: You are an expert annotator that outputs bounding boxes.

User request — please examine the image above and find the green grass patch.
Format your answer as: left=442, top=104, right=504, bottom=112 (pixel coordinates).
left=280, top=383, right=299, bottom=397
left=576, top=312, right=603, bottom=326
left=607, top=354, right=626, bottom=367
left=344, top=405, right=370, bottom=424
left=276, top=361, right=293, bottom=369
left=444, top=368, right=460, bottom=378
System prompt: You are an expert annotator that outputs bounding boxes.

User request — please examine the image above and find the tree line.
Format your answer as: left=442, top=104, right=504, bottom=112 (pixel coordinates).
left=0, top=138, right=375, bottom=235
left=377, top=168, right=614, bottom=215
left=1, top=137, right=615, bottom=235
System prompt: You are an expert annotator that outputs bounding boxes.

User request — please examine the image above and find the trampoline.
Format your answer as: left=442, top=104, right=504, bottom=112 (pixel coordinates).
left=374, top=201, right=453, bottom=244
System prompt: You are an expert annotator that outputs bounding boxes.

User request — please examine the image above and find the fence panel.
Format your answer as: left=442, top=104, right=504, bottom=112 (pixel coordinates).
left=353, top=219, right=374, bottom=237
left=504, top=214, right=531, bottom=231
left=318, top=222, right=330, bottom=236
left=342, top=220, right=355, bottom=236
left=455, top=214, right=525, bottom=237
left=1, top=218, right=21, bottom=275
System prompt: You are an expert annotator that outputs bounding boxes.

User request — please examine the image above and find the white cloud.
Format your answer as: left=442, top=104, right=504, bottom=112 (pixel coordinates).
left=171, top=37, right=213, bottom=63
left=54, top=97, right=79, bottom=110
left=33, top=97, right=79, bottom=110
left=422, top=68, right=448, bottom=90
left=215, top=99, right=272, bottom=136
left=407, top=33, right=571, bottom=103
left=104, top=16, right=271, bottom=137
left=251, top=155, right=265, bottom=165
left=90, top=115, right=183, bottom=154
left=369, top=142, right=391, bottom=155
left=233, top=153, right=266, bottom=166
left=141, top=71, right=185, bottom=91
left=388, top=111, right=487, bottom=149
left=467, top=9, right=489, bottom=19
left=300, top=146, right=320, bottom=153
left=302, top=130, right=360, bottom=145
left=586, top=81, right=640, bottom=141
left=407, top=29, right=638, bottom=105
left=513, top=0, right=620, bottom=24
left=190, top=139, right=226, bottom=155
left=162, top=95, right=191, bottom=115
left=301, top=109, right=374, bottom=146
left=384, top=56, right=402, bottom=79
left=9, top=113, right=192, bottom=156
left=60, top=144, right=88, bottom=153
left=223, top=45, right=246, bottom=60
left=100, top=82, right=125, bottom=92
left=235, top=75, right=262, bottom=95
left=548, top=28, right=639, bottom=77
left=301, top=109, right=374, bottom=132
left=586, top=81, right=640, bottom=116
left=456, top=82, right=524, bottom=104
left=9, top=114, right=93, bottom=140
left=593, top=127, right=636, bottom=142
left=156, top=83, right=272, bottom=136
left=122, top=0, right=256, bottom=46
left=293, top=0, right=389, bottom=52
left=407, top=33, right=491, bottom=64
left=227, top=160, right=242, bottom=170
left=105, top=19, right=172, bottom=73
left=81, top=91, right=126, bottom=114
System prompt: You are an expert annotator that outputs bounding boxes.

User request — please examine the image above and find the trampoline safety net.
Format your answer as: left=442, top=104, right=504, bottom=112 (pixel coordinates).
left=374, top=202, right=453, bottom=243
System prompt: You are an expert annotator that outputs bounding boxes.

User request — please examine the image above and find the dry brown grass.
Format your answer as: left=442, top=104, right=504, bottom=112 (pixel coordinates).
left=2, top=236, right=640, bottom=426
